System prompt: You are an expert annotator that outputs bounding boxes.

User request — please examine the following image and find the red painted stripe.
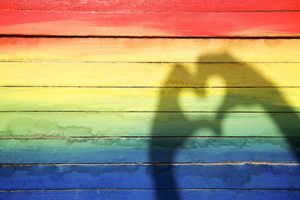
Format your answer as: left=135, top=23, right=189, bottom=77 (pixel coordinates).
left=1, top=10, right=300, bottom=37
left=1, top=0, right=300, bottom=12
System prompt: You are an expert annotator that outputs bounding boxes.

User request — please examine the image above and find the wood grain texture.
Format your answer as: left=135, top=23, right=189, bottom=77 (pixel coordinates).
left=2, top=0, right=300, bottom=12
left=1, top=189, right=300, bottom=200
left=1, top=10, right=300, bottom=37
left=1, top=38, right=300, bottom=62
left=0, top=164, right=299, bottom=189
left=0, top=138, right=298, bottom=164
left=0, top=112, right=298, bottom=137
left=0, top=87, right=299, bottom=111
left=0, top=62, right=299, bottom=87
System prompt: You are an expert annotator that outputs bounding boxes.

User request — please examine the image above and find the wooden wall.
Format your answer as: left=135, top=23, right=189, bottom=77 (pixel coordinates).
left=0, top=1, right=300, bottom=199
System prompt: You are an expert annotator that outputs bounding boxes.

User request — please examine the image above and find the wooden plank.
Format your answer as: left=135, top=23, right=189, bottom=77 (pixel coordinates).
left=0, top=87, right=298, bottom=112
left=1, top=189, right=300, bottom=200
left=0, top=138, right=298, bottom=164
left=0, top=112, right=299, bottom=137
left=1, top=38, right=300, bottom=62
left=2, top=0, right=300, bottom=12
left=0, top=62, right=299, bottom=87
left=0, top=164, right=299, bottom=189
left=1, top=10, right=300, bottom=37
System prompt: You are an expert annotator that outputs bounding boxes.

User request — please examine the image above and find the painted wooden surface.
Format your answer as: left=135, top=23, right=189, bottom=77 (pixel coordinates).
left=1, top=164, right=300, bottom=189
left=0, top=112, right=299, bottom=137
left=0, top=62, right=299, bottom=87
left=1, top=189, right=300, bottom=200
left=0, top=138, right=299, bottom=163
left=1, top=38, right=300, bottom=62
left=1, top=11, right=300, bottom=37
left=2, top=0, right=300, bottom=12
left=1, top=1, right=300, bottom=200
left=0, top=87, right=298, bottom=111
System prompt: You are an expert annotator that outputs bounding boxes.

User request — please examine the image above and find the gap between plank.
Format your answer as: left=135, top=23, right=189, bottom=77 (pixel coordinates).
left=1, top=34, right=300, bottom=39
left=0, top=86, right=299, bottom=88
left=1, top=162, right=299, bottom=167
left=0, top=111, right=298, bottom=113
left=1, top=188, right=300, bottom=192
left=3, top=9, right=300, bottom=13
left=0, top=135, right=298, bottom=140
left=1, top=61, right=300, bottom=64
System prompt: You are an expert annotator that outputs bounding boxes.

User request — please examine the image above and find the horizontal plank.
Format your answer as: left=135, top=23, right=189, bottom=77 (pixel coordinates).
left=1, top=11, right=300, bottom=37
left=1, top=189, right=300, bottom=200
left=0, top=112, right=299, bottom=137
left=0, top=164, right=299, bottom=189
left=1, top=38, right=300, bottom=62
left=0, top=138, right=299, bottom=163
left=2, top=0, right=300, bottom=12
left=0, top=62, right=299, bottom=87
left=0, top=87, right=299, bottom=111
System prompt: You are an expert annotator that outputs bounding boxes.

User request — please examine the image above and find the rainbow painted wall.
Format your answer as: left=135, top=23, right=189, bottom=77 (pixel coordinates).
left=0, top=1, right=300, bottom=199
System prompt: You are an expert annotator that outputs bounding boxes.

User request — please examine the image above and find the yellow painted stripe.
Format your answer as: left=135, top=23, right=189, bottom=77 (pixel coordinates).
left=0, top=62, right=299, bottom=87
left=0, top=88, right=299, bottom=111
left=1, top=38, right=300, bottom=62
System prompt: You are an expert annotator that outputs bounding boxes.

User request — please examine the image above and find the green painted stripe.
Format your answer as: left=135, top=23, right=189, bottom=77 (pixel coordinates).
left=0, top=112, right=299, bottom=137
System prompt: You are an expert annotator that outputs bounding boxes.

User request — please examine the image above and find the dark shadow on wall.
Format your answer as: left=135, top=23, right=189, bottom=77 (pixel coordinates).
left=149, top=52, right=300, bottom=200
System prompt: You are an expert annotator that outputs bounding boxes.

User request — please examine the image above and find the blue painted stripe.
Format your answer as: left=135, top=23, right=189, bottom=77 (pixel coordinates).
left=1, top=189, right=300, bottom=200
left=0, top=189, right=300, bottom=200
left=0, top=164, right=299, bottom=189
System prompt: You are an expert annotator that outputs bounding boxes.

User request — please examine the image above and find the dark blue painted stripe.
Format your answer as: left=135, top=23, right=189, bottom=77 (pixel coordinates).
left=0, top=138, right=299, bottom=163
left=1, top=189, right=300, bottom=200
left=0, top=164, right=299, bottom=189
